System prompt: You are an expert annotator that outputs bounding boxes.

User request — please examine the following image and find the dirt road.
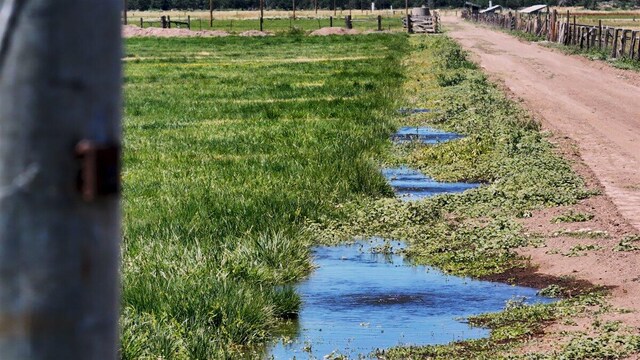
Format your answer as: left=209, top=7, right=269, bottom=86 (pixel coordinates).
left=443, top=16, right=640, bottom=231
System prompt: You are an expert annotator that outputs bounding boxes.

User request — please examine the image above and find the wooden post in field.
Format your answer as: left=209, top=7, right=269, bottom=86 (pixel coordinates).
left=209, top=0, right=214, bottom=27
left=330, top=16, right=333, bottom=26
left=123, top=0, right=128, bottom=24
left=293, top=0, right=296, bottom=20
left=377, top=15, right=382, bottom=31
left=0, top=0, right=122, bottom=359
left=260, top=0, right=264, bottom=31
left=140, top=17, right=144, bottom=28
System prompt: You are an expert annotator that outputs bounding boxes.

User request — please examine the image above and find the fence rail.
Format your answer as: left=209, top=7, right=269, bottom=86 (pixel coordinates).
left=463, top=10, right=640, bottom=61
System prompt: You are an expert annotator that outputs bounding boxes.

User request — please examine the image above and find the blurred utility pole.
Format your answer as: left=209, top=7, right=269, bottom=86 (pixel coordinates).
left=0, top=0, right=122, bottom=359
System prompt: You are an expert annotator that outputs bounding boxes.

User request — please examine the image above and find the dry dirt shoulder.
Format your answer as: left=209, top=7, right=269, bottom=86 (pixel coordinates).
left=441, top=16, right=640, bottom=355
left=442, top=16, right=640, bottom=232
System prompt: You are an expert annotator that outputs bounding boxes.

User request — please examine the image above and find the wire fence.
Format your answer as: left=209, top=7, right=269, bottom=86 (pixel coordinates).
left=130, top=14, right=406, bottom=33
left=464, top=9, right=640, bottom=61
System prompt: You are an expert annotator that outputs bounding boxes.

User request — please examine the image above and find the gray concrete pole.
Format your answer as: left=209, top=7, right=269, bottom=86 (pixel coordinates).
left=0, top=0, right=122, bottom=359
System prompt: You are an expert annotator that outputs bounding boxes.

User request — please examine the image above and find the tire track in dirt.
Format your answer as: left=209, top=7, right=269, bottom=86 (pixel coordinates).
left=443, top=16, right=640, bottom=231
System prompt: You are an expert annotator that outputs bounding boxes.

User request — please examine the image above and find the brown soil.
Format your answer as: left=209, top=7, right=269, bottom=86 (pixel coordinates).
left=441, top=15, right=640, bottom=355
left=443, top=16, right=640, bottom=231
left=310, top=27, right=361, bottom=36
left=122, top=25, right=229, bottom=38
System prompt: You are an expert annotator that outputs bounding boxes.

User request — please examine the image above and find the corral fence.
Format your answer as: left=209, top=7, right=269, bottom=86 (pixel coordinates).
left=463, top=9, right=640, bottom=61
left=135, top=14, right=405, bottom=32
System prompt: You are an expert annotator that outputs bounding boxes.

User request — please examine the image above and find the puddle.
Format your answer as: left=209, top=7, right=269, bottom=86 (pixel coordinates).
left=267, top=239, right=552, bottom=359
left=382, top=167, right=480, bottom=201
left=398, top=108, right=432, bottom=115
left=392, top=126, right=463, bottom=144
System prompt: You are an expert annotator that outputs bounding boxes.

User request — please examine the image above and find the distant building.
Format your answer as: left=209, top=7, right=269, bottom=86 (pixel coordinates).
left=480, top=4, right=503, bottom=14
left=518, top=4, right=549, bottom=14
left=464, top=1, right=481, bottom=16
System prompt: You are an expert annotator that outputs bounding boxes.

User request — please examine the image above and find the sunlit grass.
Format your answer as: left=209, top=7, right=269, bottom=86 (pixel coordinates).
left=120, top=34, right=407, bottom=358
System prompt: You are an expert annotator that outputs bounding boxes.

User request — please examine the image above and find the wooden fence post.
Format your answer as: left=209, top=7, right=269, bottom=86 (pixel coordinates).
left=565, top=10, right=570, bottom=45
left=330, top=16, right=333, bottom=27
left=0, top=0, right=122, bottom=358
left=377, top=15, right=382, bottom=31
left=209, top=0, right=214, bottom=27
left=140, top=17, right=144, bottom=28
left=345, top=15, right=352, bottom=29
left=571, top=15, right=578, bottom=45
left=260, top=0, right=264, bottom=31
left=161, top=15, right=167, bottom=28
left=612, top=28, right=619, bottom=58
left=598, top=19, right=602, bottom=50
left=124, top=0, right=128, bottom=24
left=621, top=29, right=629, bottom=57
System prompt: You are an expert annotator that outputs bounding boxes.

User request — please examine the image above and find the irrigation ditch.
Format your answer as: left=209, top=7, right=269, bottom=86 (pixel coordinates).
left=286, top=36, right=640, bottom=358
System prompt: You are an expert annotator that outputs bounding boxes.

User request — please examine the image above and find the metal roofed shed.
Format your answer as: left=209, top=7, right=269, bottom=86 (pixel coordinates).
left=518, top=4, right=548, bottom=14
left=465, top=1, right=481, bottom=10
left=479, top=5, right=503, bottom=14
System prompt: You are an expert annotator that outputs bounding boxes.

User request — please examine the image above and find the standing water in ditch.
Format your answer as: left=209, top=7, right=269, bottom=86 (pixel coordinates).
left=385, top=126, right=480, bottom=201
left=267, top=239, right=552, bottom=359
left=266, top=126, right=536, bottom=359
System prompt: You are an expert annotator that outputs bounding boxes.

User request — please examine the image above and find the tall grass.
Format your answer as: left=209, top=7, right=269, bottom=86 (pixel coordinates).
left=121, top=34, right=407, bottom=358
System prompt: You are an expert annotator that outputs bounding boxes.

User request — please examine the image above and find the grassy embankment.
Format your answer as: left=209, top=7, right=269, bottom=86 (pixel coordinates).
left=121, top=34, right=407, bottom=358
left=306, top=36, right=640, bottom=358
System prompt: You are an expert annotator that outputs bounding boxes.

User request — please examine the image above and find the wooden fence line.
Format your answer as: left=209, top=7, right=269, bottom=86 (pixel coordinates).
left=136, top=15, right=401, bottom=32
left=463, top=10, right=640, bottom=61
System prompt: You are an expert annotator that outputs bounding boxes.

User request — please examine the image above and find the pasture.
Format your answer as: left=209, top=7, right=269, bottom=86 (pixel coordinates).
left=126, top=9, right=407, bottom=32
left=120, top=25, right=640, bottom=359
left=120, top=34, right=407, bottom=358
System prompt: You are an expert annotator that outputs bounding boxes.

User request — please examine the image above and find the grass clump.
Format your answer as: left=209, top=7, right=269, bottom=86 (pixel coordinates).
left=121, top=34, right=408, bottom=358
left=552, top=210, right=595, bottom=223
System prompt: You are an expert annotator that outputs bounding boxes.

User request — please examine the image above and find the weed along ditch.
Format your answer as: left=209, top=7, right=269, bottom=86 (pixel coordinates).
left=267, top=239, right=552, bottom=359
left=267, top=127, right=510, bottom=358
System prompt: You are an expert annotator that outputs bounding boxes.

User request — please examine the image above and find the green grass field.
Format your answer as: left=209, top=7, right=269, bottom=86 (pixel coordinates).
left=134, top=15, right=405, bottom=33
left=121, top=31, right=640, bottom=359
left=121, top=34, right=407, bottom=358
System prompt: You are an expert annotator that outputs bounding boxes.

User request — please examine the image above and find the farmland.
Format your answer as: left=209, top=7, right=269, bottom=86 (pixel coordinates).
left=120, top=19, right=640, bottom=359
left=126, top=9, right=407, bottom=32
left=121, top=34, right=407, bottom=358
